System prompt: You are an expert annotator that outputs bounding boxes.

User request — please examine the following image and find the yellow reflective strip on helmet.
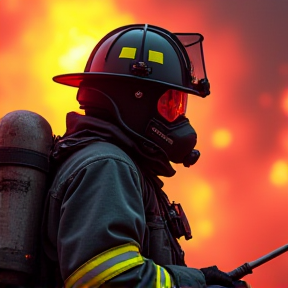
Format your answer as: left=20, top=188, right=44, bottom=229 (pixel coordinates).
left=148, top=50, right=164, bottom=64
left=65, top=243, right=142, bottom=288
left=119, top=47, right=137, bottom=59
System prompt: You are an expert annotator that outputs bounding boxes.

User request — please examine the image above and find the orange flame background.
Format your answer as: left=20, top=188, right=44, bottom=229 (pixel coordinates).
left=1, top=0, right=287, bottom=287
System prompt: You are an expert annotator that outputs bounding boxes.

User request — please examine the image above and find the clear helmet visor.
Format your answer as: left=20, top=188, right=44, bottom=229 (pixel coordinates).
left=157, top=89, right=188, bottom=122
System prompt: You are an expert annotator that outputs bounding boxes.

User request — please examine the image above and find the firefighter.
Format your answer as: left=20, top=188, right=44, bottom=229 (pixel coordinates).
left=42, top=24, right=251, bottom=288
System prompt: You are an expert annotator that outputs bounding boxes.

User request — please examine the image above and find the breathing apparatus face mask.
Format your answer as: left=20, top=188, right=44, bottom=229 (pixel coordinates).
left=145, top=89, right=200, bottom=167
left=78, top=84, right=199, bottom=167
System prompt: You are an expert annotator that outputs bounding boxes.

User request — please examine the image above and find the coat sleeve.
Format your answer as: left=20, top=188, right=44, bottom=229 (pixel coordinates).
left=45, top=153, right=206, bottom=288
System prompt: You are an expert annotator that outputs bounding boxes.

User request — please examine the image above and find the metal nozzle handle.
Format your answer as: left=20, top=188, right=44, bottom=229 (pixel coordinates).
left=227, top=244, right=288, bottom=280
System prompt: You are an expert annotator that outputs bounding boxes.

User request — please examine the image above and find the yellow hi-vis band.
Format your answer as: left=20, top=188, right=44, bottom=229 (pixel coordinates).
left=155, top=263, right=174, bottom=288
left=65, top=243, right=144, bottom=288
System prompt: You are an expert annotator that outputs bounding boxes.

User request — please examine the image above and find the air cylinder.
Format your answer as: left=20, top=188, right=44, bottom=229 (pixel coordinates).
left=0, top=110, right=53, bottom=286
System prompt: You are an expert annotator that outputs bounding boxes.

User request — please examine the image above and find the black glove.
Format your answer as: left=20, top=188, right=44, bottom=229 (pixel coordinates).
left=200, top=265, right=234, bottom=287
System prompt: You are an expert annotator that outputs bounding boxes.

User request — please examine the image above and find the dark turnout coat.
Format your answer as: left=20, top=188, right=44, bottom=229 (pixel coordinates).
left=42, top=112, right=206, bottom=288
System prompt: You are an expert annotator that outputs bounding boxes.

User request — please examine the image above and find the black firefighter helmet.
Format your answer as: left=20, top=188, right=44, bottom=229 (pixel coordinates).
left=53, top=24, right=210, bottom=166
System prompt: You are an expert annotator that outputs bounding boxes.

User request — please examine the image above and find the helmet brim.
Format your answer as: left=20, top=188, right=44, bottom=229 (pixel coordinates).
left=53, top=72, right=203, bottom=97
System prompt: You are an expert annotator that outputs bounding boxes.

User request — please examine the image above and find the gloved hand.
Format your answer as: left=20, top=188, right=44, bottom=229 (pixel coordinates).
left=200, top=265, right=234, bottom=287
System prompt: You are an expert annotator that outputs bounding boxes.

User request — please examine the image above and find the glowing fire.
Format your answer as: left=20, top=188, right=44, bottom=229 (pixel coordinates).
left=212, top=128, right=232, bottom=148
left=270, top=160, right=288, bottom=186
left=0, top=1, right=287, bottom=287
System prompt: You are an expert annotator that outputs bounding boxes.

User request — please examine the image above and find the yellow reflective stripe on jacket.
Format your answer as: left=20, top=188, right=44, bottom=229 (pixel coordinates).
left=65, top=243, right=144, bottom=288
left=155, top=263, right=174, bottom=288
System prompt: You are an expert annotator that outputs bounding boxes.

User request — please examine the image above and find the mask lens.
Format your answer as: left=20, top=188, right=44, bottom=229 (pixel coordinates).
left=157, top=90, right=188, bottom=122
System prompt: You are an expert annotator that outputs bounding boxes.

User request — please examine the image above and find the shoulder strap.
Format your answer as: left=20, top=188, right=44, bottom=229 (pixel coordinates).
left=134, top=167, right=187, bottom=266
left=154, top=188, right=187, bottom=266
